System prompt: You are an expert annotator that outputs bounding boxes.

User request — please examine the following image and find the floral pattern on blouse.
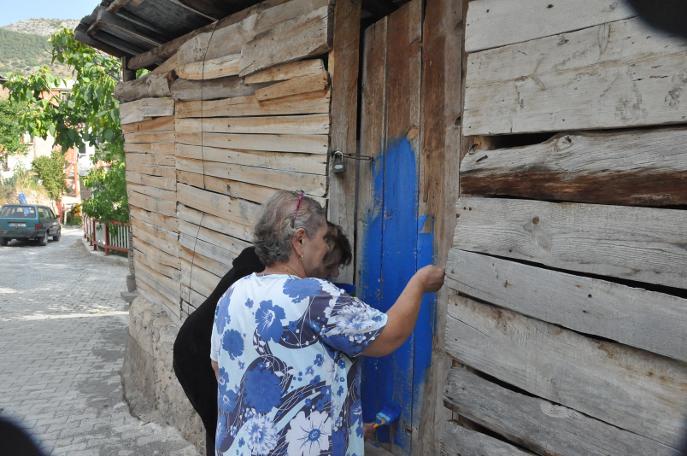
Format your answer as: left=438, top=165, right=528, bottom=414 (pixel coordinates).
left=211, top=274, right=387, bottom=456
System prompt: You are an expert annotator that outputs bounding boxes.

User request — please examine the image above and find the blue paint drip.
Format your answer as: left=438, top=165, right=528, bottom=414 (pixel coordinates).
left=360, top=137, right=436, bottom=452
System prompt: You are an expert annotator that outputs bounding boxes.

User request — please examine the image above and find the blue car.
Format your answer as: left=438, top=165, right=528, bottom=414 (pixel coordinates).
left=0, top=204, right=61, bottom=246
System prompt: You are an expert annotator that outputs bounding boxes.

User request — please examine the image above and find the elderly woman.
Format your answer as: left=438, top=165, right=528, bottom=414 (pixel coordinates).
left=210, top=191, right=443, bottom=456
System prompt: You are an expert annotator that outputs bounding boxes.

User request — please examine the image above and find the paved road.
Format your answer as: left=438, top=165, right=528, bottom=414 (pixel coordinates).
left=0, top=228, right=199, bottom=456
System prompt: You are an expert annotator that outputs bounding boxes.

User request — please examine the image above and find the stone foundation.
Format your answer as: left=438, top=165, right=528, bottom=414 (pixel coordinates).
left=122, top=296, right=205, bottom=452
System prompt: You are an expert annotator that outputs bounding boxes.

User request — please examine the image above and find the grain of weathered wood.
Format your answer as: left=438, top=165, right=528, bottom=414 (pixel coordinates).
left=447, top=249, right=687, bottom=362
left=175, top=156, right=327, bottom=196
left=119, top=97, right=174, bottom=124
left=180, top=243, right=232, bottom=278
left=176, top=53, right=241, bottom=80
left=239, top=6, right=331, bottom=77
left=124, top=131, right=175, bottom=144
left=178, top=220, right=250, bottom=259
left=134, top=243, right=181, bottom=280
left=125, top=148, right=175, bottom=167
left=175, top=143, right=327, bottom=175
left=461, top=128, right=687, bottom=206
left=136, top=268, right=180, bottom=316
left=177, top=204, right=253, bottom=242
left=129, top=217, right=179, bottom=256
left=356, top=16, right=387, bottom=297
left=255, top=72, right=329, bottom=101
left=445, top=293, right=687, bottom=448
left=127, top=188, right=176, bottom=216
left=176, top=183, right=260, bottom=227
left=129, top=207, right=178, bottom=233
left=151, top=52, right=177, bottom=75
left=115, top=73, right=171, bottom=102
left=244, top=59, right=326, bottom=84
left=464, top=18, right=687, bottom=135
left=127, top=183, right=176, bottom=203
left=446, top=366, right=680, bottom=456
left=418, top=0, right=465, bottom=453
left=465, top=0, right=635, bottom=52
left=175, top=131, right=329, bottom=154
left=133, top=237, right=180, bottom=269
left=454, top=196, right=687, bottom=288
left=175, top=90, right=330, bottom=118
left=126, top=171, right=176, bottom=191
left=121, top=116, right=174, bottom=134
left=327, top=0, right=361, bottom=284
left=175, top=114, right=329, bottom=135
left=180, top=258, right=222, bottom=297
left=170, top=76, right=257, bottom=101
left=441, top=422, right=534, bottom=456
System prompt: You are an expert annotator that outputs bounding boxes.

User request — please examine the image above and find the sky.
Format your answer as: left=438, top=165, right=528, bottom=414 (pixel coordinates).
left=0, top=0, right=96, bottom=27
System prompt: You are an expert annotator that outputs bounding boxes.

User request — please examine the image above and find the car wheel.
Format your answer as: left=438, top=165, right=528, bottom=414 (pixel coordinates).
left=52, top=231, right=61, bottom=242
left=39, top=232, right=48, bottom=246
left=0, top=238, right=7, bottom=246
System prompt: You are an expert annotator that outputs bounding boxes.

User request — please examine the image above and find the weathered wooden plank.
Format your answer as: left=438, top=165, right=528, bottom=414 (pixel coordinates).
left=445, top=367, right=677, bottom=456
left=178, top=220, right=250, bottom=260
left=176, top=53, right=241, bottom=80
left=151, top=52, right=177, bottom=75
left=327, top=0, right=361, bottom=284
left=464, top=18, right=687, bottom=135
left=124, top=131, right=175, bottom=144
left=465, top=0, right=635, bottom=53
left=125, top=149, right=175, bottom=168
left=175, top=114, right=330, bottom=135
left=129, top=206, right=178, bottom=234
left=133, top=237, right=180, bottom=270
left=127, top=183, right=176, bottom=203
left=179, top=244, right=231, bottom=280
left=356, top=16, right=387, bottom=298
left=170, top=76, right=257, bottom=101
left=454, top=197, right=687, bottom=288
left=175, top=131, right=328, bottom=154
left=119, top=97, right=174, bottom=124
left=126, top=170, right=176, bottom=191
left=138, top=275, right=180, bottom=319
left=121, top=116, right=174, bottom=134
left=440, top=423, right=534, bottom=456
left=176, top=157, right=327, bottom=196
left=134, top=244, right=181, bottom=280
left=175, top=143, right=327, bottom=175
left=135, top=259, right=181, bottom=310
left=255, top=72, right=329, bottom=101
left=177, top=203, right=253, bottom=243
left=176, top=183, right=260, bottom=227
left=461, top=128, right=687, bottom=206
left=127, top=189, right=176, bottom=216
left=175, top=171, right=309, bottom=206
left=417, top=0, right=465, bottom=453
left=180, top=258, right=221, bottom=298
left=244, top=59, right=326, bottom=84
left=114, top=73, right=171, bottom=102
left=447, top=249, right=687, bottom=362
left=175, top=90, right=330, bottom=118
left=125, top=161, right=176, bottom=180
left=130, top=218, right=178, bottom=256
left=239, top=6, right=331, bottom=77
left=445, top=293, right=687, bottom=448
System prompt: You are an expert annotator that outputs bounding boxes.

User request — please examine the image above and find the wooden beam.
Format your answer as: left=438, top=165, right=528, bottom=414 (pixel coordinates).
left=170, top=76, right=256, bottom=101
left=119, top=97, right=174, bottom=124
left=115, top=73, right=171, bottom=102
left=175, top=90, right=330, bottom=118
left=461, top=128, right=687, bottom=206
left=175, top=114, right=330, bottom=135
left=441, top=423, right=535, bottom=456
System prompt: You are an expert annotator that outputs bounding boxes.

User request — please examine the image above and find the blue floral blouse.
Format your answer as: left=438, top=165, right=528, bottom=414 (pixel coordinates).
left=210, top=273, right=388, bottom=456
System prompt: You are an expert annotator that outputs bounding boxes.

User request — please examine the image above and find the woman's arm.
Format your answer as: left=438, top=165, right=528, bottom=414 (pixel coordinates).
left=362, top=265, right=444, bottom=357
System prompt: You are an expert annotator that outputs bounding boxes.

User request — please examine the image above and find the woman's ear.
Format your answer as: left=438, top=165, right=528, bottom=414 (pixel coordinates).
left=292, top=228, right=306, bottom=256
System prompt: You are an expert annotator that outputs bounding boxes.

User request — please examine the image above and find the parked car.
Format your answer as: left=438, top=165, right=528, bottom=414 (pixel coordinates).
left=0, top=204, right=61, bottom=246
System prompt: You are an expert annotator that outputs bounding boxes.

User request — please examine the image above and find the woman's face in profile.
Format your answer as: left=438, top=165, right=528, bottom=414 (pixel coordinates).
left=301, top=224, right=330, bottom=278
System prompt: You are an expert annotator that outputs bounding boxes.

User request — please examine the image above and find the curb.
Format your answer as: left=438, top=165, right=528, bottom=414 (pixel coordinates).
left=79, top=234, right=129, bottom=267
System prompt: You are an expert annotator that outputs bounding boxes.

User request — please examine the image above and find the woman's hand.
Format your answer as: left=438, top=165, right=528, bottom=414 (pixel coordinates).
left=414, top=265, right=445, bottom=292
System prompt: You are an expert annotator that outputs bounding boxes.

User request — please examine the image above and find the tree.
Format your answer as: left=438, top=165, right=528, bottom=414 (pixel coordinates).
left=32, top=151, right=66, bottom=203
left=0, top=99, right=29, bottom=168
left=4, top=29, right=127, bottom=221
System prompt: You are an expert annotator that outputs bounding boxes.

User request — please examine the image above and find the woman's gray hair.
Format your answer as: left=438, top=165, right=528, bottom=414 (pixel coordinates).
left=253, top=190, right=326, bottom=266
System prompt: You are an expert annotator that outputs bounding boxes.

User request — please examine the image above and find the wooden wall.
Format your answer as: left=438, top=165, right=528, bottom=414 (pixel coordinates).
left=116, top=0, right=338, bottom=319
left=441, top=1, right=687, bottom=455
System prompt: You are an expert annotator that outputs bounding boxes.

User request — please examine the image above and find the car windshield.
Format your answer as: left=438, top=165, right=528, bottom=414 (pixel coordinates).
left=0, top=206, right=37, bottom=218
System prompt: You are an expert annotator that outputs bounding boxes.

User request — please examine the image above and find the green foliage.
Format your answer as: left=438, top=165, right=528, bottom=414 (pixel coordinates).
left=0, top=99, right=29, bottom=160
left=32, top=151, right=67, bottom=202
left=82, top=160, right=128, bottom=223
left=0, top=164, right=47, bottom=205
left=5, top=28, right=128, bottom=222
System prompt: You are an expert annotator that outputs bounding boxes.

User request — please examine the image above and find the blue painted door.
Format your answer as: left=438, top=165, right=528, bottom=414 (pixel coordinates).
left=355, top=1, right=433, bottom=453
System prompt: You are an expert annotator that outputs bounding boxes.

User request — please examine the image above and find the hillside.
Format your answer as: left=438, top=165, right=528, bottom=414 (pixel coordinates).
left=0, top=19, right=78, bottom=78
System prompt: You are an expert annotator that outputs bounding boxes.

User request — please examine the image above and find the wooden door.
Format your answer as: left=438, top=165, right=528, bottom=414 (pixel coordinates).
left=355, top=1, right=431, bottom=453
